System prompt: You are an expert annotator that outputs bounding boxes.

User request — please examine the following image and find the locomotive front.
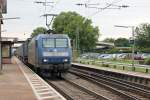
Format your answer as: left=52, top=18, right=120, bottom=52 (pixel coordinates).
left=38, top=34, right=72, bottom=73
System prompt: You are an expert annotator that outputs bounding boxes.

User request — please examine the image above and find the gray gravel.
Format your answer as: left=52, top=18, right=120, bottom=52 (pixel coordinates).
left=51, top=80, right=99, bottom=100
left=65, top=73, right=125, bottom=100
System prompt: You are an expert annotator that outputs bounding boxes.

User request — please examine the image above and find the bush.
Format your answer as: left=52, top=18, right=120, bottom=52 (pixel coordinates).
left=113, top=65, right=117, bottom=68
left=102, top=64, right=109, bottom=67
left=140, top=48, right=150, bottom=53
left=144, top=58, right=150, bottom=65
left=139, top=60, right=145, bottom=64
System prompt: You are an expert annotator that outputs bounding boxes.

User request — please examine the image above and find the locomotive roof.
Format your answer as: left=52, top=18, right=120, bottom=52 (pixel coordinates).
left=35, top=34, right=69, bottom=40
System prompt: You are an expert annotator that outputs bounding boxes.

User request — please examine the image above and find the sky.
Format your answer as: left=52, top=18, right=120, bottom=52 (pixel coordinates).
left=2, top=0, right=150, bottom=41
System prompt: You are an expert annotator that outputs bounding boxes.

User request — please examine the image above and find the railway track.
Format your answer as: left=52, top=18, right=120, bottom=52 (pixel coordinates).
left=70, top=65, right=150, bottom=100
left=46, top=78, right=107, bottom=100
left=28, top=62, right=150, bottom=100
left=46, top=74, right=141, bottom=100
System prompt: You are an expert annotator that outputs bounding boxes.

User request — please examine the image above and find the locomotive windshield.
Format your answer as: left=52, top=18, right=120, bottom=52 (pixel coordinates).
left=42, top=38, right=55, bottom=47
left=56, top=39, right=68, bottom=47
left=42, top=38, right=68, bottom=48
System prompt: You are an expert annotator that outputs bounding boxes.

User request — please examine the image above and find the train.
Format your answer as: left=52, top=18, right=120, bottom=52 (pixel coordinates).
left=17, top=38, right=31, bottom=63
left=16, top=33, right=72, bottom=77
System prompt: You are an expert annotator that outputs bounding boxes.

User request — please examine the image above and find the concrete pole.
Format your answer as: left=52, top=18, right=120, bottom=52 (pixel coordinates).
left=132, top=26, right=135, bottom=70
left=114, top=25, right=135, bottom=70
left=76, top=27, right=80, bottom=52
left=76, top=27, right=78, bottom=50
left=0, top=7, right=2, bottom=73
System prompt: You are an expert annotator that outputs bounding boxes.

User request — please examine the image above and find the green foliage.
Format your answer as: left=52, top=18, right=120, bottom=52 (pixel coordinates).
left=135, top=23, right=150, bottom=49
left=140, top=48, right=150, bottom=53
left=144, top=58, right=150, bottom=65
left=139, top=60, right=145, bottom=64
left=103, top=38, right=115, bottom=43
left=106, top=48, right=118, bottom=53
left=114, top=38, right=130, bottom=47
left=52, top=11, right=100, bottom=51
left=31, top=27, right=47, bottom=38
left=102, top=47, right=133, bottom=53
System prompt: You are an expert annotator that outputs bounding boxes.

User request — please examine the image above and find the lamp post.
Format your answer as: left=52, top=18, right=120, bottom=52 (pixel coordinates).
left=114, top=25, right=135, bottom=70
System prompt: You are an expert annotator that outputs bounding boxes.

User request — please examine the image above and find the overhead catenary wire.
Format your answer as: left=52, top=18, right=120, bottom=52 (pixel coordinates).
left=76, top=0, right=126, bottom=19
left=35, top=0, right=59, bottom=29
left=88, top=0, right=123, bottom=17
left=76, top=0, right=100, bottom=18
left=86, top=0, right=91, bottom=3
left=48, top=0, right=61, bottom=13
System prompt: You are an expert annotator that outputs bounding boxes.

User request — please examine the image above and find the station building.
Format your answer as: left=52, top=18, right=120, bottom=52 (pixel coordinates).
left=1, top=37, right=18, bottom=63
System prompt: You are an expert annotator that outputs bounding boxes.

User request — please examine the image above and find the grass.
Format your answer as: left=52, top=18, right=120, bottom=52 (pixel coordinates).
left=76, top=58, right=150, bottom=74
left=148, top=69, right=150, bottom=74
left=124, top=66, right=133, bottom=71
left=116, top=66, right=124, bottom=70
left=99, top=59, right=138, bottom=65
left=135, top=67, right=147, bottom=73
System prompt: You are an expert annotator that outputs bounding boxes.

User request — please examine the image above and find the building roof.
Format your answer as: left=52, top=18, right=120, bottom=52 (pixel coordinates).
left=96, top=41, right=114, bottom=47
left=1, top=37, right=25, bottom=44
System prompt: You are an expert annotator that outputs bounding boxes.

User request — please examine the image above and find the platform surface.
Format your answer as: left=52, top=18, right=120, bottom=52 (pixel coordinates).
left=0, top=57, right=66, bottom=100
left=0, top=62, right=36, bottom=100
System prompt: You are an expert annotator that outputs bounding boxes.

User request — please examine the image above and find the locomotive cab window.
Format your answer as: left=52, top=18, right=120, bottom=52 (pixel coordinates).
left=56, top=39, right=68, bottom=47
left=42, top=38, right=55, bottom=47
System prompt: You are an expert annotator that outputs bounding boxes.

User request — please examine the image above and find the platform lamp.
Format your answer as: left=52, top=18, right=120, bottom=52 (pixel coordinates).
left=114, top=25, right=135, bottom=70
left=0, top=17, right=20, bottom=73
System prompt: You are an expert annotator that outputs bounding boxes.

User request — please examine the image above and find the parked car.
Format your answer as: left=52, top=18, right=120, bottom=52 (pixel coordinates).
left=97, top=54, right=108, bottom=59
left=109, top=53, right=128, bottom=60
left=102, top=54, right=113, bottom=59
left=134, top=54, right=144, bottom=60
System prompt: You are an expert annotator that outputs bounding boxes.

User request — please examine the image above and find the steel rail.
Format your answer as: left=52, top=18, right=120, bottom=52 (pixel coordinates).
left=69, top=70, right=140, bottom=100
left=72, top=65, right=150, bottom=90
left=46, top=78, right=110, bottom=100
left=71, top=67, right=150, bottom=99
left=46, top=80, right=74, bottom=100
left=64, top=78, right=110, bottom=100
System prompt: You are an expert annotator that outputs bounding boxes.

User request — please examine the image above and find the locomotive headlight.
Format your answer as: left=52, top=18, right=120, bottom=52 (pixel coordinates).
left=64, top=59, right=68, bottom=62
left=43, top=59, right=48, bottom=62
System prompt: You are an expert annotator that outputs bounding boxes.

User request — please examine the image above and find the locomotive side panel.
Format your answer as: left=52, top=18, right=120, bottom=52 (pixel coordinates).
left=23, top=38, right=31, bottom=63
left=28, top=38, right=38, bottom=67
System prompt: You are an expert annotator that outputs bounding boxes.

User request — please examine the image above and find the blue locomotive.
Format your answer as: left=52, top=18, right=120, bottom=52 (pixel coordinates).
left=17, top=34, right=72, bottom=76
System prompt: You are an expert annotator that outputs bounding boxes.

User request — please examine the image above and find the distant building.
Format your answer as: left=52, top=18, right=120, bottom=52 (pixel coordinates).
left=1, top=37, right=24, bottom=64
left=96, top=41, right=114, bottom=50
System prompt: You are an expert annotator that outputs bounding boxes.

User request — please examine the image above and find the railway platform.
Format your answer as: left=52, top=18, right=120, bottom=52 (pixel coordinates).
left=72, top=63, right=150, bottom=79
left=0, top=57, right=66, bottom=100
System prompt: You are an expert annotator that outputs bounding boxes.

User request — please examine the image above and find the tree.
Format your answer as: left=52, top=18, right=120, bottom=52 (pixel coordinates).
left=114, top=38, right=130, bottom=47
left=103, top=38, right=115, bottom=43
left=135, top=23, right=150, bottom=49
left=52, top=11, right=100, bottom=51
left=31, top=27, right=47, bottom=38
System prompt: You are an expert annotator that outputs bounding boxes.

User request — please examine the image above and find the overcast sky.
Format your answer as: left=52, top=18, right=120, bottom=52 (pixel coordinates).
left=2, top=0, right=150, bottom=41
